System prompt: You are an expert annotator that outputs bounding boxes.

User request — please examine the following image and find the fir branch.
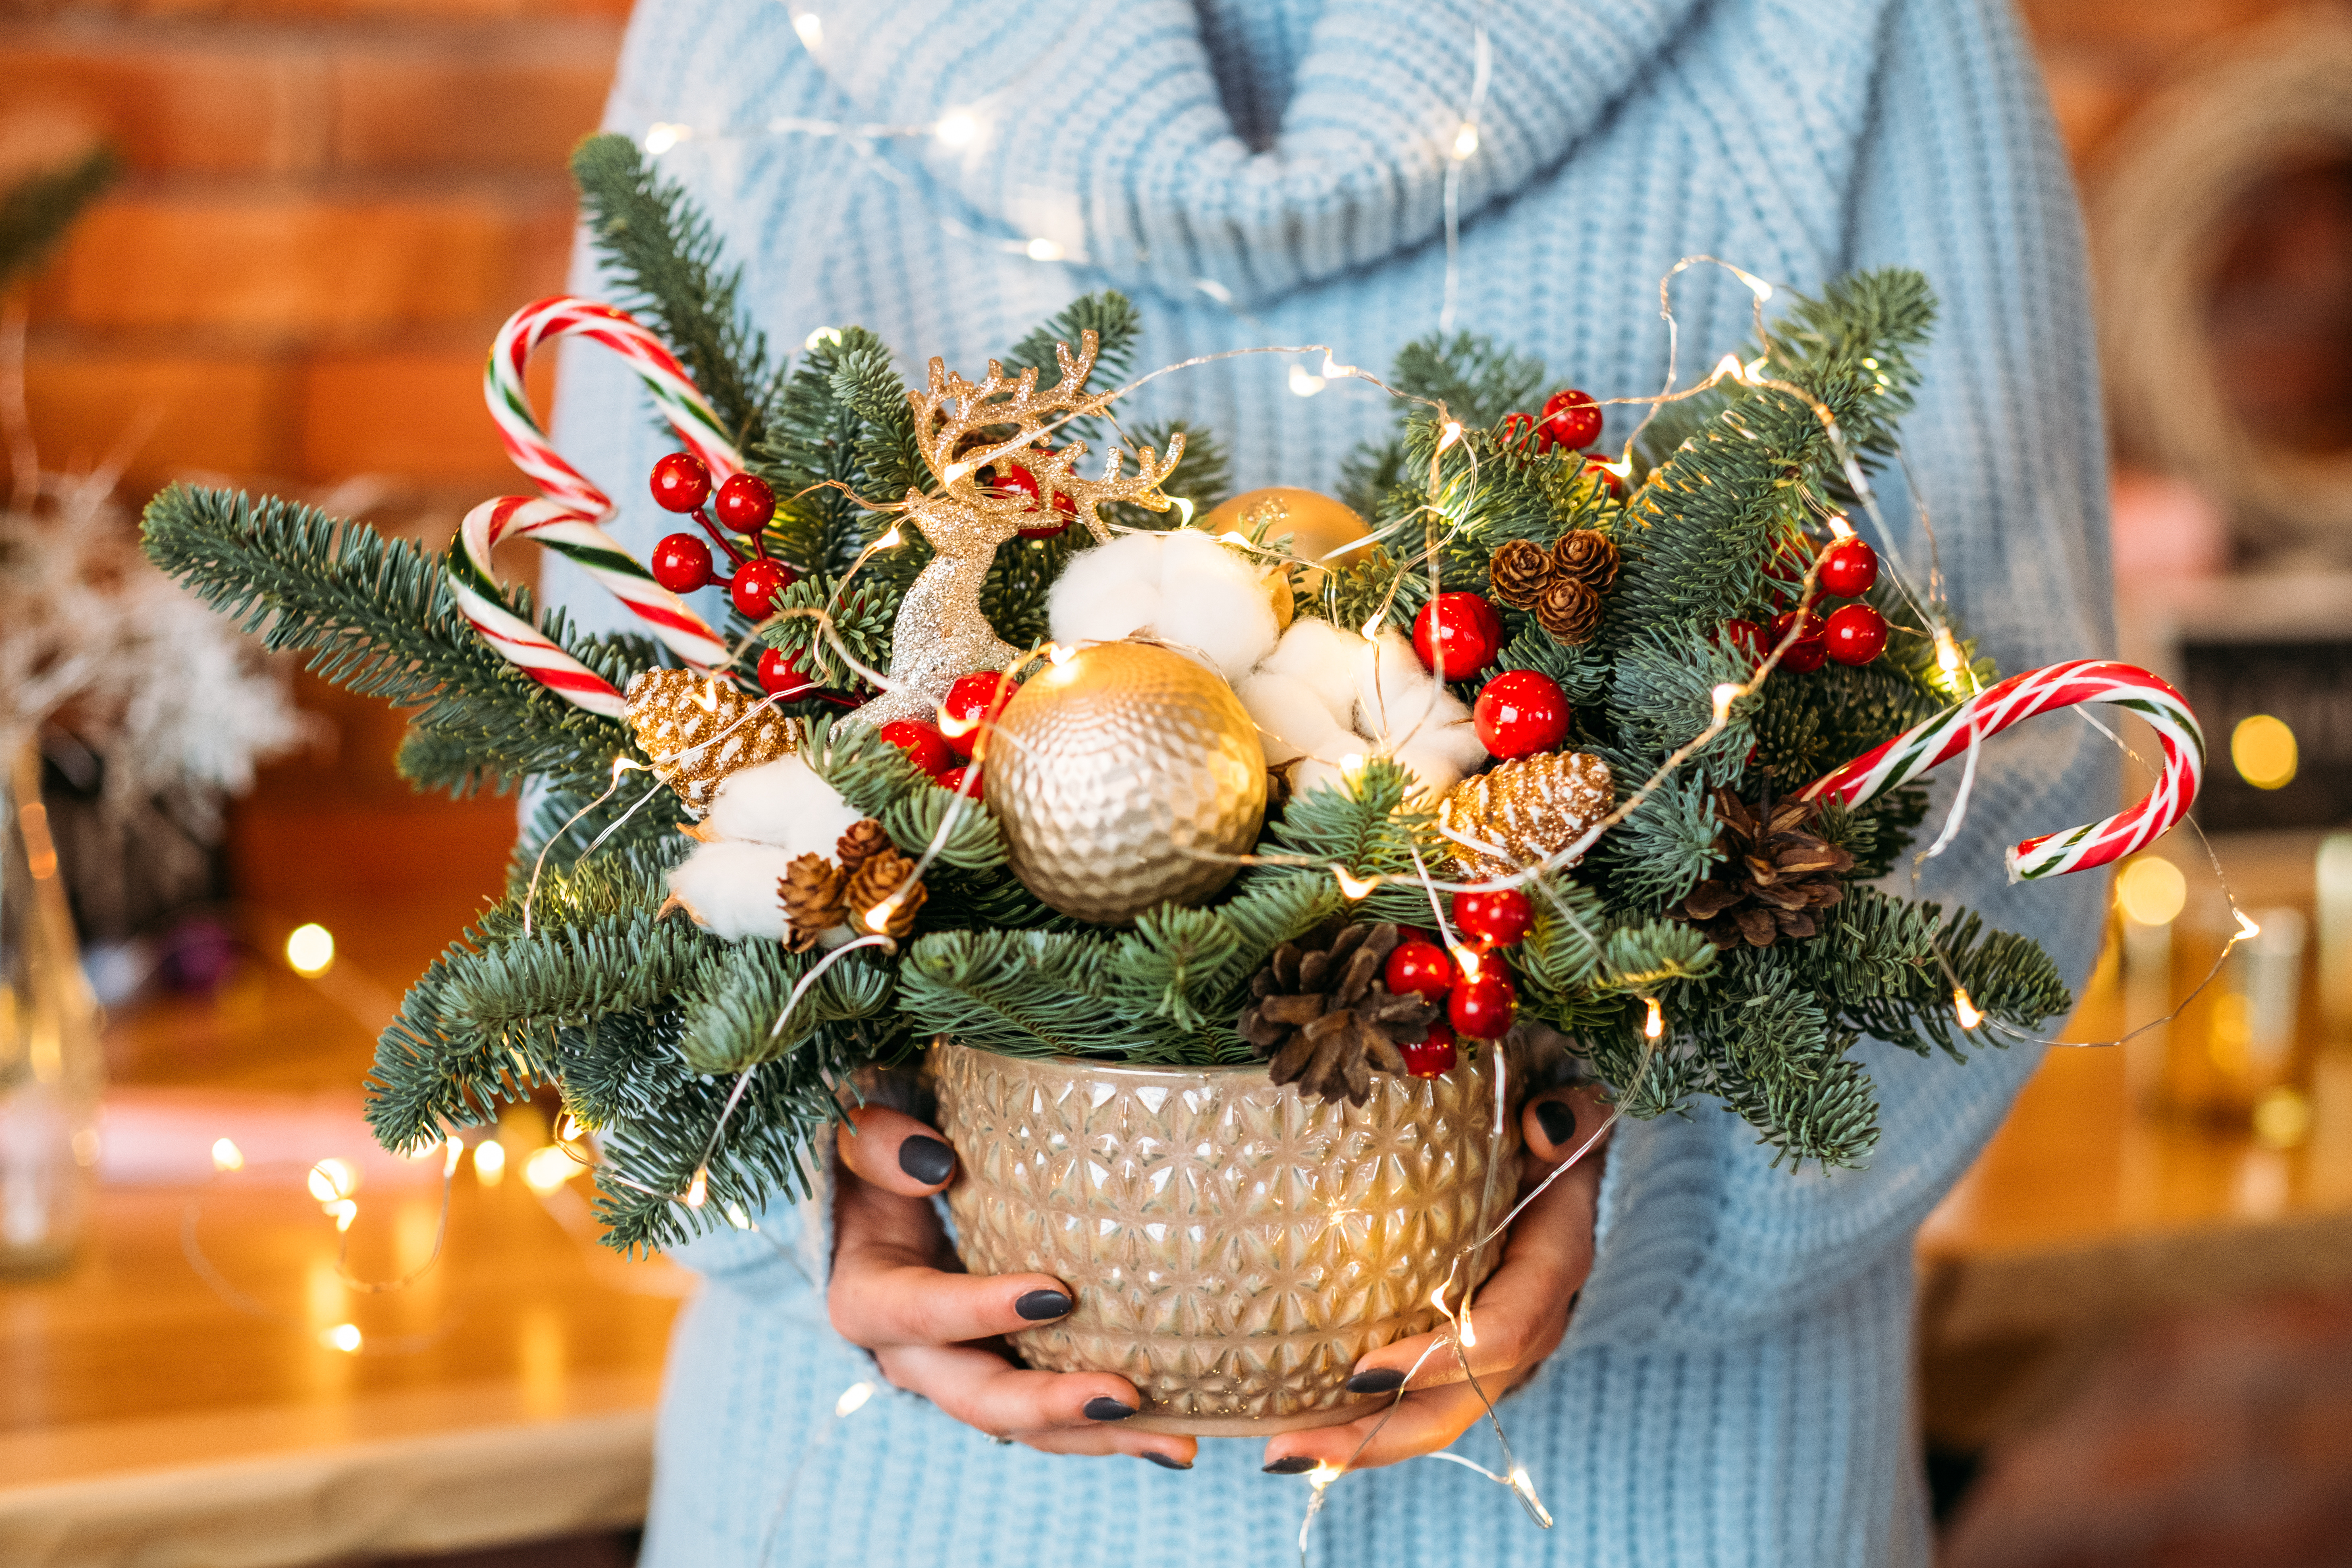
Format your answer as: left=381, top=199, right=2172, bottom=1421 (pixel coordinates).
left=1001, top=291, right=1142, bottom=447
left=141, top=484, right=634, bottom=795
left=0, top=146, right=117, bottom=291
left=570, top=133, right=776, bottom=453
left=897, top=930, right=1161, bottom=1057
left=1245, top=760, right=1445, bottom=928
left=677, top=939, right=895, bottom=1074
left=758, top=571, right=895, bottom=687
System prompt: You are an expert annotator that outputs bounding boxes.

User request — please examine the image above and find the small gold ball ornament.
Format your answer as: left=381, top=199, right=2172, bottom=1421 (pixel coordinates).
left=983, top=642, right=1268, bottom=924
left=1200, top=487, right=1369, bottom=590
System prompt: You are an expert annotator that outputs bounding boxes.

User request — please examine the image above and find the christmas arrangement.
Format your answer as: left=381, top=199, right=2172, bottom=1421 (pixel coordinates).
left=139, top=134, right=2204, bottom=1318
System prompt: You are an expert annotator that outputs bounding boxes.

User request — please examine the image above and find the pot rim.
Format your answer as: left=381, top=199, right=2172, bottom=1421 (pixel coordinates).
left=925, top=1037, right=1506, bottom=1088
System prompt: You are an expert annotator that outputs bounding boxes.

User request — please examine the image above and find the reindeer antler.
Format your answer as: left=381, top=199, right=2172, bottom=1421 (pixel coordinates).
left=905, top=330, right=1184, bottom=545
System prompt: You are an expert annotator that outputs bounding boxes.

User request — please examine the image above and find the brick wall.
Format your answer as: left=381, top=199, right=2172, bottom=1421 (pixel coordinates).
left=2, top=0, right=624, bottom=512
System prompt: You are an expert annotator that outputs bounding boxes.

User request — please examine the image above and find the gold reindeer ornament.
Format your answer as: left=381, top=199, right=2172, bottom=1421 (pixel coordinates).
left=848, top=332, right=1183, bottom=728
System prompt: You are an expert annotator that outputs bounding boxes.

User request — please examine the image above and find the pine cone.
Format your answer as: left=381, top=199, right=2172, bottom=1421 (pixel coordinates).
left=1240, top=921, right=1438, bottom=1106
left=1551, top=529, right=1619, bottom=592
left=1679, top=786, right=1856, bottom=949
left=1535, top=577, right=1604, bottom=644
left=835, top=818, right=892, bottom=874
left=1488, top=538, right=1555, bottom=609
left=845, top=847, right=927, bottom=940
left=779, top=854, right=848, bottom=952
left=623, top=669, right=799, bottom=812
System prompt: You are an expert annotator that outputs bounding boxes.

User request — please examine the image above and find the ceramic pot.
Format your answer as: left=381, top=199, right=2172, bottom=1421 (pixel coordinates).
left=925, top=1041, right=1521, bottom=1435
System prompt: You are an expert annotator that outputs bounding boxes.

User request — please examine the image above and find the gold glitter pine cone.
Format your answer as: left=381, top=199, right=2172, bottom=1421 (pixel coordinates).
left=623, top=669, right=798, bottom=811
left=1551, top=529, right=1620, bottom=591
left=1488, top=538, right=1554, bottom=609
left=1438, top=750, right=1615, bottom=882
left=1240, top=921, right=1436, bottom=1106
left=1535, top=577, right=1604, bottom=644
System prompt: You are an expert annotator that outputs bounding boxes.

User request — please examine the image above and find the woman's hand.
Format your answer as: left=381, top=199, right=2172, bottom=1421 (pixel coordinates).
left=1259, top=1083, right=1610, bottom=1476
left=827, top=1105, right=1197, bottom=1469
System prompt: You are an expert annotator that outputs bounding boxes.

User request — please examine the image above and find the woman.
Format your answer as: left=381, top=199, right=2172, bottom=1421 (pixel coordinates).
left=548, top=2, right=2115, bottom=1562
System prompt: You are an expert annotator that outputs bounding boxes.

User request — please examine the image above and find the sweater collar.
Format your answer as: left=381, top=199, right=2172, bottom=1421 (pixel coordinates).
left=800, top=0, right=1708, bottom=311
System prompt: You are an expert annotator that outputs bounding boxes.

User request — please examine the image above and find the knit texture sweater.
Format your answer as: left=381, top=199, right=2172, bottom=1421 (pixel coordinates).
left=546, top=2, right=2117, bottom=1563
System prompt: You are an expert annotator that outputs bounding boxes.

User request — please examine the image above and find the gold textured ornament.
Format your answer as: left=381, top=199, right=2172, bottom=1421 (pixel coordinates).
left=1438, top=750, right=1615, bottom=881
left=983, top=641, right=1267, bottom=924
left=623, top=669, right=798, bottom=811
left=1201, top=487, right=1369, bottom=590
left=850, top=332, right=1184, bottom=729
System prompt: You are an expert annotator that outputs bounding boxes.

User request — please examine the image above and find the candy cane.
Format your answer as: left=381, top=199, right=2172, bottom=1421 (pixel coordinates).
left=454, top=297, right=742, bottom=712
left=1801, top=660, right=2204, bottom=883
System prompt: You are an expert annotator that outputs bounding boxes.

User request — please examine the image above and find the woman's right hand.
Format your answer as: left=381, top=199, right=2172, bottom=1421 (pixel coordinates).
left=827, top=1105, right=1198, bottom=1469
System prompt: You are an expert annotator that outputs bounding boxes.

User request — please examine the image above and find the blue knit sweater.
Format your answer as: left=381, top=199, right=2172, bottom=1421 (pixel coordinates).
left=546, top=2, right=2116, bottom=1563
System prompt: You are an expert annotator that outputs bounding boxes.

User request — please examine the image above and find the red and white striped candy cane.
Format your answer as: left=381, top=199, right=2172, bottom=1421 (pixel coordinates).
left=1800, top=659, right=2204, bottom=883
left=451, top=297, right=741, bottom=713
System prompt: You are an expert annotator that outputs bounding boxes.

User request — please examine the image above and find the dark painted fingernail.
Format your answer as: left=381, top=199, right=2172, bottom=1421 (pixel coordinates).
left=1263, top=1455, right=1319, bottom=1474
left=1014, top=1288, right=1072, bottom=1321
left=897, top=1134, right=955, bottom=1186
left=1346, top=1367, right=1407, bottom=1394
left=1084, top=1396, right=1137, bottom=1421
left=1535, top=1100, right=1577, bottom=1148
left=1143, top=1451, right=1192, bottom=1470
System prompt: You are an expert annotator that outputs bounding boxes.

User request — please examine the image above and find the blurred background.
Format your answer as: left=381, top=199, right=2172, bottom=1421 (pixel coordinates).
left=0, top=2, right=2348, bottom=1566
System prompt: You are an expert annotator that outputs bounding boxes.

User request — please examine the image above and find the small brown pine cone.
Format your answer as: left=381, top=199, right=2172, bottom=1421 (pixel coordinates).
left=844, top=847, right=927, bottom=940
left=1488, top=538, right=1555, bottom=609
left=1551, top=529, right=1620, bottom=592
left=835, top=818, right=892, bottom=874
left=779, top=854, right=848, bottom=953
left=1535, top=577, right=1604, bottom=644
left=1241, top=920, right=1437, bottom=1106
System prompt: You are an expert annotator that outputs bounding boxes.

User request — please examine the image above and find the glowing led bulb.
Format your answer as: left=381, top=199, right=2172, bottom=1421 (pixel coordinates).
left=1710, top=683, right=1742, bottom=723
left=685, top=1166, right=710, bottom=1208
left=935, top=111, right=978, bottom=147
left=523, top=1146, right=575, bottom=1194
left=1288, top=363, right=1326, bottom=397
left=1332, top=866, right=1378, bottom=900
left=285, top=923, right=335, bottom=976
left=1643, top=997, right=1664, bottom=1040
left=323, top=1323, right=363, bottom=1354
left=835, top=1381, right=877, bottom=1417
left=644, top=123, right=692, bottom=155
left=1024, top=237, right=1065, bottom=262
left=211, top=1138, right=244, bottom=1173
left=1953, top=988, right=1983, bottom=1030
left=791, top=12, right=822, bottom=47
left=473, top=1139, right=506, bottom=1186
left=1451, top=122, right=1481, bottom=160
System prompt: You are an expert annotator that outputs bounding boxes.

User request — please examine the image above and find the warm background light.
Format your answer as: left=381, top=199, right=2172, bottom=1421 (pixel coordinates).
left=2116, top=855, right=2188, bottom=926
left=2229, top=713, right=2298, bottom=790
left=283, top=922, right=336, bottom=976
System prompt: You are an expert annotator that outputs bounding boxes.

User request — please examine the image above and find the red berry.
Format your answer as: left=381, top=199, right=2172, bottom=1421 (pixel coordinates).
left=935, top=765, right=983, bottom=800
left=1536, top=388, right=1602, bottom=452
left=756, top=646, right=819, bottom=697
left=1453, top=887, right=1534, bottom=948
left=1721, top=617, right=1764, bottom=662
left=1497, top=412, right=1538, bottom=451
left=1823, top=603, right=1889, bottom=666
left=941, top=671, right=1020, bottom=760
left=1473, top=669, right=1570, bottom=758
left=650, top=532, right=714, bottom=593
left=1384, top=939, right=1454, bottom=1003
left=729, top=558, right=795, bottom=620
left=991, top=465, right=1041, bottom=503
left=1584, top=456, right=1627, bottom=497
left=1400, top=1020, right=1459, bottom=1079
left=1412, top=592, right=1503, bottom=680
left=650, top=452, right=713, bottom=513
left=713, top=472, right=777, bottom=534
left=878, top=720, right=954, bottom=777
left=1769, top=611, right=1828, bottom=673
left=1448, top=972, right=1517, bottom=1040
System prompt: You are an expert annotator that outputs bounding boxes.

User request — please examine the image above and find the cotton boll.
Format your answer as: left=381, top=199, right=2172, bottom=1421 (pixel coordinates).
left=1237, top=671, right=1356, bottom=768
left=706, top=754, right=866, bottom=855
left=1392, top=727, right=1482, bottom=800
left=1257, top=617, right=1359, bottom=726
left=1289, top=756, right=1350, bottom=804
left=667, top=841, right=799, bottom=942
left=1151, top=530, right=1280, bottom=678
left=1047, top=531, right=1164, bottom=646
left=1350, top=629, right=1437, bottom=738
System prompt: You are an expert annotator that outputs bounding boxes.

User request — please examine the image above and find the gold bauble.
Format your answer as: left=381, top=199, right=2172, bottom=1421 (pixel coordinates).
left=983, top=642, right=1268, bottom=924
left=1438, top=751, right=1615, bottom=881
left=1200, top=487, right=1369, bottom=590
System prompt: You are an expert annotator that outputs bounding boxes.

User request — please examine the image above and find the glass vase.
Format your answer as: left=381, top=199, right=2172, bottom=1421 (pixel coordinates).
left=0, top=742, right=104, bottom=1275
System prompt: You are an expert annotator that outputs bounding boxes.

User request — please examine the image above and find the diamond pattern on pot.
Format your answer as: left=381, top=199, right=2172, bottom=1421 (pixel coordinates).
left=926, top=1042, right=1519, bottom=1433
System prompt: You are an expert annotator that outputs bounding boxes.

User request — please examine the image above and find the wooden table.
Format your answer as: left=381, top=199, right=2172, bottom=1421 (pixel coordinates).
left=8, top=822, right=2348, bottom=1565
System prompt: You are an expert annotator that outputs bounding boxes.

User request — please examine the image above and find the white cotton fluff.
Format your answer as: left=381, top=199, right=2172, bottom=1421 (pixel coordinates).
left=1241, top=618, right=1490, bottom=800
left=1045, top=529, right=1280, bottom=680
left=704, top=754, right=866, bottom=856
left=666, top=840, right=798, bottom=943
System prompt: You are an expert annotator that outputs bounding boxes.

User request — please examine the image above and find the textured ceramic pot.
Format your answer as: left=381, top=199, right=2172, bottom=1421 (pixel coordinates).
left=925, top=1041, right=1521, bottom=1435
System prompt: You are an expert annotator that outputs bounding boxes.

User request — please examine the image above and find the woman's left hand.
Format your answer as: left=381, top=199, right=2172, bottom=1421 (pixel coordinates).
left=1259, top=1083, right=1610, bottom=1475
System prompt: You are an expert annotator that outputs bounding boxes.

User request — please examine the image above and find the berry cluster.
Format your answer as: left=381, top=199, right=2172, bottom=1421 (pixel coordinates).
left=1380, top=885, right=1537, bottom=1076
left=1723, top=536, right=1887, bottom=673
left=1406, top=589, right=1577, bottom=762
left=1497, top=387, right=1623, bottom=495
left=873, top=671, right=1021, bottom=799
left=644, top=452, right=801, bottom=621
